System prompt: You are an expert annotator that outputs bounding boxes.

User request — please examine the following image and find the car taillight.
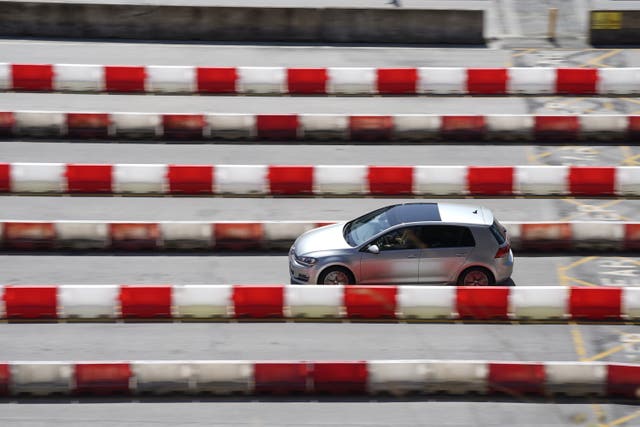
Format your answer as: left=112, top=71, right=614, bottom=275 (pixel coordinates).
left=495, top=244, right=510, bottom=258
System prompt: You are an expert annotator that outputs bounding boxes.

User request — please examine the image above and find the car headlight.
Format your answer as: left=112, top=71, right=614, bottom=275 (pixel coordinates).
left=295, top=254, right=317, bottom=266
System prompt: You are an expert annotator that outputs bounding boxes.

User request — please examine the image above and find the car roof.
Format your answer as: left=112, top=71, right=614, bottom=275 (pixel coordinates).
left=390, top=202, right=493, bottom=226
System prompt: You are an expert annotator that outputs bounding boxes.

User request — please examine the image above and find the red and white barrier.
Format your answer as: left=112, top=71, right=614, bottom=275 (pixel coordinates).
left=5, top=64, right=640, bottom=96
left=1, top=359, right=639, bottom=397
left=1, top=163, right=639, bottom=197
left=1, top=220, right=639, bottom=251
left=1, top=284, right=640, bottom=321
left=3, top=111, right=640, bottom=141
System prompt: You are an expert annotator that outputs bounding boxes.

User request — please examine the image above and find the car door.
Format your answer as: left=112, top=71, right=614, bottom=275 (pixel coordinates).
left=417, top=225, right=475, bottom=284
left=359, top=226, right=422, bottom=284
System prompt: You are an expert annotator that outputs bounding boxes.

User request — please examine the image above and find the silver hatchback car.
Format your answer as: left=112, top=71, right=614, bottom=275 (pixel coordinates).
left=289, top=202, right=514, bottom=286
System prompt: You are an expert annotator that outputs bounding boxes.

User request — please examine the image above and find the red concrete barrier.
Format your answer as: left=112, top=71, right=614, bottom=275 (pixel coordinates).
left=2, top=222, right=56, bottom=249
left=109, top=223, right=160, bottom=250
left=66, top=113, right=111, bottom=138
left=3, top=286, right=58, bottom=319
left=162, top=114, right=205, bottom=139
left=268, top=165, right=313, bottom=195
left=66, top=164, right=113, bottom=193
left=569, top=287, right=622, bottom=320
left=456, top=287, right=509, bottom=320
left=488, top=363, right=545, bottom=395
left=232, top=285, right=284, bottom=318
left=466, top=68, right=508, bottom=95
left=367, top=166, right=413, bottom=195
left=213, top=223, right=264, bottom=250
left=74, top=363, right=132, bottom=395
left=11, top=64, right=54, bottom=91
left=312, top=362, right=368, bottom=394
left=376, top=68, right=418, bottom=94
left=287, top=68, right=327, bottom=94
left=256, top=114, right=299, bottom=140
left=254, top=362, right=310, bottom=393
left=556, top=68, right=598, bottom=95
left=344, top=285, right=397, bottom=319
left=349, top=116, right=393, bottom=141
left=196, top=67, right=237, bottom=93
left=119, top=286, right=172, bottom=319
left=167, top=165, right=213, bottom=195
left=467, top=166, right=514, bottom=196
left=104, top=66, right=146, bottom=92
left=568, top=166, right=616, bottom=196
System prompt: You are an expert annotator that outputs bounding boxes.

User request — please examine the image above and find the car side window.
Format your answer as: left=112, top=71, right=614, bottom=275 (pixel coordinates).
left=375, top=226, right=423, bottom=251
left=419, top=225, right=475, bottom=248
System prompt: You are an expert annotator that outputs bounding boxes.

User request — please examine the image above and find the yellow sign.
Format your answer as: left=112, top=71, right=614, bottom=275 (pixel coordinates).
left=591, top=11, right=622, bottom=30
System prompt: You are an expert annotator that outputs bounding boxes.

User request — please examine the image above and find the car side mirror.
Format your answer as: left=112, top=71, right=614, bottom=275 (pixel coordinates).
left=367, top=244, right=380, bottom=254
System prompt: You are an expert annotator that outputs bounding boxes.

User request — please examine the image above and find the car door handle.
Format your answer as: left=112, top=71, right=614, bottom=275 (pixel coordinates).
left=407, top=254, right=417, bottom=258
left=455, top=253, right=466, bottom=256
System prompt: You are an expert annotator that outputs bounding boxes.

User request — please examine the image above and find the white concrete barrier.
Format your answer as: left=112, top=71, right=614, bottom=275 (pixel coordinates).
left=133, top=362, right=192, bottom=394
left=59, top=285, right=118, bottom=318
left=368, top=361, right=429, bottom=395
left=191, top=361, right=253, bottom=394
left=54, top=64, right=104, bottom=91
left=544, top=362, right=606, bottom=396
left=0, top=63, right=9, bottom=90
left=215, top=165, right=268, bottom=194
left=286, top=285, right=343, bottom=318
left=111, top=113, right=161, bottom=137
left=10, top=162, right=65, bottom=193
left=515, top=166, right=568, bottom=195
left=160, top=222, right=212, bottom=249
left=207, top=114, right=255, bottom=139
left=14, top=111, right=65, bottom=136
left=146, top=66, right=195, bottom=93
left=418, top=67, right=466, bottom=94
left=313, top=165, right=367, bottom=194
left=397, top=286, right=455, bottom=319
left=413, top=166, right=467, bottom=195
left=328, top=67, right=376, bottom=94
left=615, top=167, right=640, bottom=196
left=10, top=362, right=73, bottom=395
left=173, top=285, right=231, bottom=318
left=113, top=164, right=167, bottom=193
left=55, top=222, right=109, bottom=248
left=424, top=361, right=488, bottom=394
left=510, top=286, right=568, bottom=319
left=238, top=67, right=285, bottom=94
left=299, top=114, right=348, bottom=140
left=393, top=115, right=441, bottom=140
left=508, top=68, right=556, bottom=94
left=597, top=68, right=640, bottom=95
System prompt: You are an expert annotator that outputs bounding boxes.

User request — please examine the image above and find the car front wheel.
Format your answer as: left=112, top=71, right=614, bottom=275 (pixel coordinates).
left=318, top=267, right=355, bottom=285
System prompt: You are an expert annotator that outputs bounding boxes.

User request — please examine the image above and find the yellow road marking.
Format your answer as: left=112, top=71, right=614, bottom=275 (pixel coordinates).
left=602, top=410, right=640, bottom=427
left=621, top=98, right=640, bottom=106
left=559, top=256, right=599, bottom=272
left=565, top=276, right=599, bottom=287
left=511, top=48, right=539, bottom=58
left=570, top=322, right=589, bottom=361
left=582, top=344, right=626, bottom=362
left=581, top=49, right=623, bottom=68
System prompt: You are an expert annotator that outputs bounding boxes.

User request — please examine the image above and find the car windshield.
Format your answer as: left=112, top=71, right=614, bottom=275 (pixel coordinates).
left=343, top=205, right=398, bottom=246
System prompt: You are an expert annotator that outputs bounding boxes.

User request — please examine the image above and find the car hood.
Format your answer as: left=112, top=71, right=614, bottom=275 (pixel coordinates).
left=294, top=222, right=352, bottom=255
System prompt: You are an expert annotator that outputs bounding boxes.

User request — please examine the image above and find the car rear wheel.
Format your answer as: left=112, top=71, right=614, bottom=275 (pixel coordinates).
left=318, top=267, right=355, bottom=285
left=457, top=267, right=495, bottom=286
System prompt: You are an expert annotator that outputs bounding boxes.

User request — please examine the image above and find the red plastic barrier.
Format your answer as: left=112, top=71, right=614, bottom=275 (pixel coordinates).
left=256, top=115, right=299, bottom=140
left=456, top=287, right=509, bottom=320
left=534, top=116, right=580, bottom=140
left=606, top=364, right=640, bottom=397
left=0, top=364, right=9, bottom=396
left=254, top=362, right=310, bottom=393
left=109, top=223, right=160, bottom=250
left=161, top=114, right=205, bottom=139
left=376, top=68, right=418, bottom=94
left=556, top=68, right=598, bottom=94
left=0, top=163, right=10, bottom=192
left=119, top=286, right=172, bottom=319
left=287, top=68, right=328, bottom=94
left=344, top=286, right=397, bottom=319
left=312, top=362, right=368, bottom=394
left=367, top=166, right=413, bottom=195
left=232, top=285, right=284, bottom=318
left=213, top=223, right=264, bottom=250
left=66, top=164, right=113, bottom=193
left=440, top=115, right=486, bottom=140
left=627, top=116, right=640, bottom=141
left=569, top=287, right=622, bottom=320
left=519, top=223, right=573, bottom=251
left=167, top=165, right=213, bottom=195
left=568, top=166, right=615, bottom=196
left=0, top=112, right=16, bottom=136
left=66, top=113, right=110, bottom=138
left=3, top=286, right=58, bottom=319
left=488, top=363, right=545, bottom=395
left=467, top=166, right=514, bottom=196
left=268, top=165, right=313, bottom=195
left=104, top=66, right=146, bottom=92
left=466, top=68, right=508, bottom=95
left=624, top=224, right=640, bottom=251
left=11, top=64, right=54, bottom=91
left=2, top=222, right=56, bottom=249
left=74, top=363, right=132, bottom=395
left=349, top=116, right=393, bottom=141
left=196, top=67, right=237, bottom=93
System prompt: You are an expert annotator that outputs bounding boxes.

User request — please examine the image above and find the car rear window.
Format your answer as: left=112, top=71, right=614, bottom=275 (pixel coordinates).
left=489, top=220, right=507, bottom=245
left=419, top=225, right=475, bottom=248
